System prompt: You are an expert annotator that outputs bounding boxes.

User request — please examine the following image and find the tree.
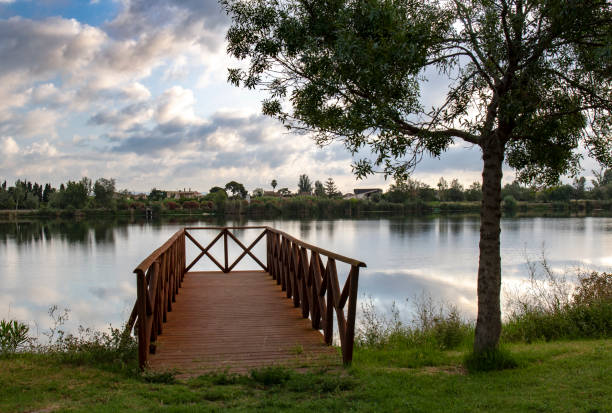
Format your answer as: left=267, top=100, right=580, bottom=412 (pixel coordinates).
left=465, top=182, right=483, bottom=202
left=387, top=176, right=425, bottom=202
left=277, top=187, right=291, bottom=196
left=42, top=183, right=53, bottom=203
left=271, top=179, right=278, bottom=192
left=223, top=0, right=612, bottom=353
left=11, top=184, right=24, bottom=210
left=297, top=174, right=313, bottom=195
left=572, top=177, right=586, bottom=200
left=63, top=181, right=88, bottom=209
left=80, top=177, right=93, bottom=197
left=209, top=186, right=226, bottom=194
left=591, top=168, right=612, bottom=187
left=314, top=180, right=325, bottom=197
left=324, top=178, right=340, bottom=197
left=437, top=177, right=449, bottom=201
left=252, top=187, right=265, bottom=197
left=149, top=188, right=167, bottom=201
left=225, top=181, right=248, bottom=199
left=22, top=193, right=39, bottom=209
left=94, top=178, right=116, bottom=208
left=448, top=179, right=465, bottom=202
left=203, top=188, right=228, bottom=204
left=0, top=191, right=14, bottom=209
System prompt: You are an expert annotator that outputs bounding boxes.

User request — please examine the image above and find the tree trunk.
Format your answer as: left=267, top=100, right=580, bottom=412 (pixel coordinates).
left=474, top=137, right=504, bottom=353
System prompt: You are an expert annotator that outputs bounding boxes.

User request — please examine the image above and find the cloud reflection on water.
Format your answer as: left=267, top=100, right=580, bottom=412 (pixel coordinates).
left=1, top=216, right=611, bottom=335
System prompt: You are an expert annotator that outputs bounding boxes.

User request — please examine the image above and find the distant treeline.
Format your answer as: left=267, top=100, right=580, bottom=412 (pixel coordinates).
left=1, top=169, right=612, bottom=217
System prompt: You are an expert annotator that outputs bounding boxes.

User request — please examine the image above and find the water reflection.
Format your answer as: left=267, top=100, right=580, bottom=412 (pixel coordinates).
left=1, top=216, right=611, bottom=334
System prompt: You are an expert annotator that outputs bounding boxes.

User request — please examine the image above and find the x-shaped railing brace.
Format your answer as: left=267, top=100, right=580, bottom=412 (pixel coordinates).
left=184, top=228, right=267, bottom=273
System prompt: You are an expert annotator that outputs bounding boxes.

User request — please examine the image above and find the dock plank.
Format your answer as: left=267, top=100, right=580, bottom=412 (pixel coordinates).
left=147, top=270, right=340, bottom=375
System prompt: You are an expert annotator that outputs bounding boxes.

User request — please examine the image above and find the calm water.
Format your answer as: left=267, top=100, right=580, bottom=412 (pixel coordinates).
left=1, top=216, right=611, bottom=334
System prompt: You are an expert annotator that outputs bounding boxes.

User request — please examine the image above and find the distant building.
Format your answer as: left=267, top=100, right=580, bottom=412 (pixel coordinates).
left=130, top=193, right=147, bottom=200
left=353, top=188, right=383, bottom=199
left=165, top=188, right=201, bottom=199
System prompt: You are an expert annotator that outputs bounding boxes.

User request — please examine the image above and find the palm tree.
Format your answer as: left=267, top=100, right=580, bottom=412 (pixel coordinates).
left=271, top=179, right=277, bottom=193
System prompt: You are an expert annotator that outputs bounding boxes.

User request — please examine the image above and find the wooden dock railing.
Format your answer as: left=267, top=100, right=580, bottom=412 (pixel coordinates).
left=125, top=226, right=366, bottom=369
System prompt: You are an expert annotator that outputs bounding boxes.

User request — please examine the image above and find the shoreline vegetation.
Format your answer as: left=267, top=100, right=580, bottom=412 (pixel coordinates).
left=1, top=198, right=611, bottom=220
left=1, top=268, right=610, bottom=412
left=1, top=170, right=612, bottom=220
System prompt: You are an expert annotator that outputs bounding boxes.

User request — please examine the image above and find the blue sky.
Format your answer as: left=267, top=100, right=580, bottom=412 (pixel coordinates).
left=0, top=1, right=119, bottom=25
left=0, top=0, right=597, bottom=194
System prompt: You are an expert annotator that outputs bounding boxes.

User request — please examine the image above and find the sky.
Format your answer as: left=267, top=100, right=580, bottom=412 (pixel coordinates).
left=0, top=0, right=599, bottom=194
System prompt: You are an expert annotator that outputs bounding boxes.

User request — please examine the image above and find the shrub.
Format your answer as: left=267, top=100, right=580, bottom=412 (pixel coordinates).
left=165, top=201, right=180, bottom=210
left=503, top=195, right=518, bottom=213
left=356, top=294, right=473, bottom=351
left=503, top=257, right=612, bottom=342
left=201, top=201, right=214, bottom=212
left=183, top=200, right=200, bottom=210
left=573, top=271, right=612, bottom=305
left=0, top=319, right=31, bottom=354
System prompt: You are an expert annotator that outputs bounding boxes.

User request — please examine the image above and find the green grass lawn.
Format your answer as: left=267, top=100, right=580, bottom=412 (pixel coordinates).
left=1, top=339, right=610, bottom=412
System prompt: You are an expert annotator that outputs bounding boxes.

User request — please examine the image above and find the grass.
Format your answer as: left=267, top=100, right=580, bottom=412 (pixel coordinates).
left=0, top=339, right=610, bottom=412
left=1, top=265, right=609, bottom=411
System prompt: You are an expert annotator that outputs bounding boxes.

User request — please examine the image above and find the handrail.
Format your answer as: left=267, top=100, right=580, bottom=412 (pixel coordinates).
left=127, top=226, right=365, bottom=369
left=134, top=229, right=185, bottom=274
left=264, top=228, right=364, bottom=364
left=126, top=228, right=186, bottom=369
left=265, top=227, right=366, bottom=268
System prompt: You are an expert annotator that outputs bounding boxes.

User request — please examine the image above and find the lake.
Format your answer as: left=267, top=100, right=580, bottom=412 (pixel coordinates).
left=1, top=215, right=611, bottom=335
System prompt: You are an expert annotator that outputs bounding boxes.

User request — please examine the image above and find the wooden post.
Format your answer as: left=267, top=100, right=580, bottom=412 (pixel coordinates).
left=324, top=261, right=334, bottom=345
left=223, top=228, right=229, bottom=273
left=343, top=266, right=360, bottom=365
left=136, top=270, right=148, bottom=369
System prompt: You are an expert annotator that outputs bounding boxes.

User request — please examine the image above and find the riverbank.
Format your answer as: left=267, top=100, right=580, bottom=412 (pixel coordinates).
left=1, top=339, right=610, bottom=412
left=1, top=198, right=611, bottom=220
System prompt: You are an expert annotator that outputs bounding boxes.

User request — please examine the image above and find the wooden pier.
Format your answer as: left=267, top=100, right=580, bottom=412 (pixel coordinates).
left=125, top=226, right=366, bottom=374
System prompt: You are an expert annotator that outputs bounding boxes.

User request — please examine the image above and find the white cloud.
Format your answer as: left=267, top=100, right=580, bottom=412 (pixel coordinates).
left=1, top=136, right=19, bottom=155
left=163, top=55, right=188, bottom=81
left=155, top=86, right=202, bottom=125
left=21, top=108, right=61, bottom=138
left=25, top=140, right=58, bottom=157
left=120, top=82, right=151, bottom=101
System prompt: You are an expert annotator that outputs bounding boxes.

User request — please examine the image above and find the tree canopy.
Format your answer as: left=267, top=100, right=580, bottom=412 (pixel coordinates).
left=224, top=0, right=611, bottom=181
left=298, top=174, right=313, bottom=194
left=223, top=0, right=612, bottom=354
left=94, top=178, right=116, bottom=208
left=225, top=181, right=248, bottom=199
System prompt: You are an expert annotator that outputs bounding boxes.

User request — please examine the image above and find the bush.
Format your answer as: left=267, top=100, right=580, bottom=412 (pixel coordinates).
left=165, top=201, right=180, bottom=210
left=3, top=306, right=138, bottom=374
left=503, top=195, right=518, bottom=213
left=573, top=271, right=612, bottom=305
left=356, top=295, right=473, bottom=351
left=503, top=259, right=612, bottom=342
left=183, top=200, right=200, bottom=210
left=0, top=319, right=31, bottom=354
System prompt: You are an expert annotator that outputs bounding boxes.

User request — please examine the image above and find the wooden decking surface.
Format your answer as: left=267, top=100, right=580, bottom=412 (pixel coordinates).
left=147, top=270, right=340, bottom=375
